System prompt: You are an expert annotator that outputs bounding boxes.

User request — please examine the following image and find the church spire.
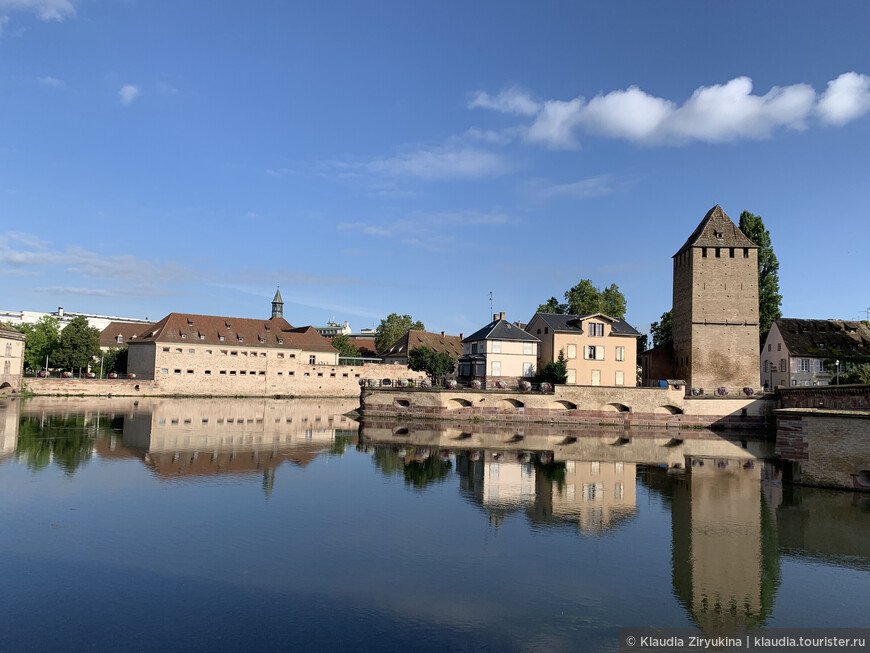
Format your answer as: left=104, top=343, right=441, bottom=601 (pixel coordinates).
left=271, top=286, right=283, bottom=319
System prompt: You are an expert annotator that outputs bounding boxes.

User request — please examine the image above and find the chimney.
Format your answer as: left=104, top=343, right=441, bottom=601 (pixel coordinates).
left=493, top=313, right=499, bottom=322
left=500, top=312, right=506, bottom=320
left=441, top=331, right=445, bottom=336
left=460, top=333, right=464, bottom=340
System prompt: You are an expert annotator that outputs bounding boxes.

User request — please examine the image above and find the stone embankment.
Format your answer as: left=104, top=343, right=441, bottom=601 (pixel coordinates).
left=359, top=384, right=776, bottom=432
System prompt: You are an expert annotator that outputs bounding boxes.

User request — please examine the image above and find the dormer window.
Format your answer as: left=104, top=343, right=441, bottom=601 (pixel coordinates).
left=818, top=343, right=825, bottom=349
left=181, top=333, right=187, bottom=339
left=219, top=335, right=225, bottom=341
left=238, top=336, right=244, bottom=342
left=187, top=320, right=193, bottom=327
left=259, top=337, right=264, bottom=344
left=116, top=335, right=123, bottom=343
left=278, top=339, right=283, bottom=344
left=199, top=334, right=205, bottom=340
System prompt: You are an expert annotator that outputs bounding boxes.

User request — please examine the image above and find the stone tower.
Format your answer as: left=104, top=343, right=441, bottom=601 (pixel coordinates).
left=672, top=206, right=760, bottom=393
left=271, top=287, right=284, bottom=319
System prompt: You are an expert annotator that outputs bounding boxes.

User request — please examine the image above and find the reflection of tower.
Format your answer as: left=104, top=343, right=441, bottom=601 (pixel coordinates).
left=271, top=287, right=284, bottom=319
left=670, top=458, right=779, bottom=634
left=263, top=467, right=275, bottom=498
left=0, top=399, right=20, bottom=462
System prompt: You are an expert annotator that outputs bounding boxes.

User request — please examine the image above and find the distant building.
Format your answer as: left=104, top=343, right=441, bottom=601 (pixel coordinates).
left=672, top=205, right=760, bottom=393
left=458, top=313, right=540, bottom=385
left=313, top=320, right=352, bottom=338
left=99, top=321, right=156, bottom=352
left=526, top=312, right=641, bottom=386
left=380, top=329, right=463, bottom=368
left=761, top=318, right=870, bottom=388
left=0, top=325, right=25, bottom=392
left=0, top=307, right=151, bottom=332
left=126, top=290, right=341, bottom=393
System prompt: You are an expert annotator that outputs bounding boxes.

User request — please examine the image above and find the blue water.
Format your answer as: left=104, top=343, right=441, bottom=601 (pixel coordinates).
left=1, top=398, right=868, bottom=652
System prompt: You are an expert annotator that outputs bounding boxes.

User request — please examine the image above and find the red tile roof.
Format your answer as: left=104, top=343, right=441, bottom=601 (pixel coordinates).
left=131, top=313, right=338, bottom=353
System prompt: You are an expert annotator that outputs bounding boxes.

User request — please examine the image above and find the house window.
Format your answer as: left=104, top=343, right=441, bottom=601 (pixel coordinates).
left=567, top=344, right=577, bottom=359
left=188, top=349, right=195, bottom=354
left=567, top=369, right=576, bottom=384
left=278, top=339, right=283, bottom=344
left=585, top=346, right=605, bottom=361
left=204, top=370, right=211, bottom=375
left=176, top=348, right=183, bottom=353
left=181, top=334, right=186, bottom=339
left=544, top=327, right=548, bottom=334
left=764, top=360, right=769, bottom=373
left=777, top=343, right=782, bottom=351
left=589, top=322, right=604, bottom=337
left=768, top=343, right=771, bottom=351
left=491, top=361, right=501, bottom=376
left=615, top=346, right=625, bottom=361
left=729, top=248, right=734, bottom=258
left=174, top=369, right=181, bottom=374
left=231, top=351, right=238, bottom=356
left=163, top=347, right=170, bottom=352
left=815, top=360, right=826, bottom=373
left=309, top=355, right=316, bottom=364
left=219, top=336, right=225, bottom=341
left=200, top=335, right=205, bottom=340
left=277, top=353, right=284, bottom=359
left=591, top=370, right=601, bottom=386
left=715, top=248, right=720, bottom=258
left=523, top=342, right=533, bottom=355
left=186, top=369, right=193, bottom=374
left=615, top=370, right=624, bottom=385
left=799, top=359, right=809, bottom=372
left=743, top=248, right=749, bottom=258
left=781, top=358, right=787, bottom=371
left=220, top=370, right=226, bottom=375
left=116, top=335, right=123, bottom=343
left=492, top=341, right=501, bottom=353
left=702, top=248, right=707, bottom=258
left=160, top=368, right=168, bottom=374
left=523, top=363, right=533, bottom=378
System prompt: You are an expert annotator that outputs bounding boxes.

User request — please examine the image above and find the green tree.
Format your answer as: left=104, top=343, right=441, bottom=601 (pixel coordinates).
left=54, top=316, right=101, bottom=373
left=650, top=310, right=673, bottom=347
left=534, top=349, right=569, bottom=385
left=837, top=365, right=870, bottom=385
left=20, top=315, right=61, bottom=371
left=332, top=334, right=360, bottom=364
left=375, top=313, right=424, bottom=353
left=564, top=280, right=627, bottom=319
left=408, top=345, right=456, bottom=380
left=537, top=296, right=567, bottom=314
left=738, top=210, right=782, bottom=341
left=101, top=346, right=128, bottom=375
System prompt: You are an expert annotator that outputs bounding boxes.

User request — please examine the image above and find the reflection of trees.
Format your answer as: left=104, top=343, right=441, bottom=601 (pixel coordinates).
left=371, top=446, right=452, bottom=491
left=328, top=430, right=357, bottom=456
left=534, top=460, right=565, bottom=492
left=16, top=414, right=114, bottom=476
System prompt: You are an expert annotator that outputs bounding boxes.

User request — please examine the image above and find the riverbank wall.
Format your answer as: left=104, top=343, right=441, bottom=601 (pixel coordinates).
left=359, top=385, right=776, bottom=432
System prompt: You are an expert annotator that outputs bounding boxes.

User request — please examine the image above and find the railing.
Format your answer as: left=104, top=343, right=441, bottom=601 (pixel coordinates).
left=361, top=378, right=553, bottom=392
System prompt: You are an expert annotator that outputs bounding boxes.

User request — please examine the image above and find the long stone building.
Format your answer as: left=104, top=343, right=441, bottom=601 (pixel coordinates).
left=672, top=205, right=761, bottom=393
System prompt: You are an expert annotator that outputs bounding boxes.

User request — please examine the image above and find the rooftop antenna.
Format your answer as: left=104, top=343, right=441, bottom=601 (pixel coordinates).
left=489, top=291, right=493, bottom=319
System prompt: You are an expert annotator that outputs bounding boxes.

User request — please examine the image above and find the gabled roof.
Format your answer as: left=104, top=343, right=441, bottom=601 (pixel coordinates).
left=99, top=321, right=156, bottom=347
left=462, top=318, right=540, bottom=344
left=380, top=330, right=463, bottom=358
left=674, top=205, right=757, bottom=257
left=530, top=312, right=642, bottom=337
left=773, top=318, right=870, bottom=358
left=130, top=313, right=337, bottom=353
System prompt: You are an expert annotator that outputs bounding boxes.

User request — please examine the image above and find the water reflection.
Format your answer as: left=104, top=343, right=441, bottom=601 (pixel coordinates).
left=2, top=399, right=869, bottom=647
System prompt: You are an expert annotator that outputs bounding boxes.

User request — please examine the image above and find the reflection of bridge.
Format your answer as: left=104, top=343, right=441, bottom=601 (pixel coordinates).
left=359, top=418, right=773, bottom=467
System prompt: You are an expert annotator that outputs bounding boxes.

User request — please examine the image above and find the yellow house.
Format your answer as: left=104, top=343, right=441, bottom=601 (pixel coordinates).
left=525, top=312, right=641, bottom=386
left=458, top=312, right=540, bottom=386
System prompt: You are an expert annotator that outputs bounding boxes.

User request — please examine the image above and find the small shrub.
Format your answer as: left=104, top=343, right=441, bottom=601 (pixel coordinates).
left=518, top=380, right=531, bottom=391
left=539, top=382, right=552, bottom=392
left=470, top=379, right=482, bottom=389
left=717, top=386, right=729, bottom=396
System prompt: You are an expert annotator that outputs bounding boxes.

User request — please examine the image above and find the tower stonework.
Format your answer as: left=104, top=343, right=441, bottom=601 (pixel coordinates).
left=672, top=206, right=760, bottom=393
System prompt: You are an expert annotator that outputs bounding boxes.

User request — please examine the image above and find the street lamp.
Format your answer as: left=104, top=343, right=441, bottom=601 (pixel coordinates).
left=835, top=359, right=840, bottom=385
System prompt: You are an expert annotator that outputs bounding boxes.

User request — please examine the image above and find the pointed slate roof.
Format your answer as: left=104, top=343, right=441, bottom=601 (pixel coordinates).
left=674, top=205, right=757, bottom=257
left=272, top=288, right=283, bottom=303
left=462, top=318, right=540, bottom=344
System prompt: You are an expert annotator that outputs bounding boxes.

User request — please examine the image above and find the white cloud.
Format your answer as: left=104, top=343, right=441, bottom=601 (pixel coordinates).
left=360, top=146, right=510, bottom=181
left=0, top=0, right=76, bottom=21
left=119, top=84, right=140, bottom=105
left=468, top=87, right=540, bottom=116
left=816, top=72, right=870, bottom=126
left=534, top=175, right=613, bottom=200
left=473, top=73, right=868, bottom=148
left=36, top=75, right=63, bottom=87
left=526, top=98, right=585, bottom=149
left=578, top=87, right=674, bottom=142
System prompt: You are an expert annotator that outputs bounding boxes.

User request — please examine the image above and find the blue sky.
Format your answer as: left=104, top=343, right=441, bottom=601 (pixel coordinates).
left=1, top=1, right=868, bottom=337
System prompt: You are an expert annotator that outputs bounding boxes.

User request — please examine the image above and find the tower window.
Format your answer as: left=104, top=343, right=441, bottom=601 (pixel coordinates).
left=729, top=248, right=734, bottom=258
left=743, top=248, right=749, bottom=258
left=715, top=248, right=721, bottom=258
left=702, top=248, right=707, bottom=258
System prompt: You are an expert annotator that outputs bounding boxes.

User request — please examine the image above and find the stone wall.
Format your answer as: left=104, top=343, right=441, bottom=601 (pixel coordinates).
left=360, top=384, right=776, bottom=432
left=779, top=385, right=870, bottom=410
left=775, top=408, right=870, bottom=490
left=25, top=362, right=414, bottom=398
